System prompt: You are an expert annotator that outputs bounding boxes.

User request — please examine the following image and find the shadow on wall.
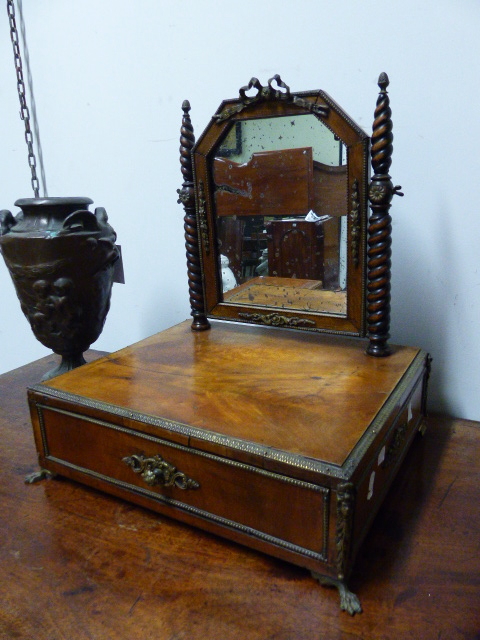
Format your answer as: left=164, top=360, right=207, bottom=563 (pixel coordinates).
left=141, top=280, right=191, bottom=339
left=390, top=198, right=459, bottom=417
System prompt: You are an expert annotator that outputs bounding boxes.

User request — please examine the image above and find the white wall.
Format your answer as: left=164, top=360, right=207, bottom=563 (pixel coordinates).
left=1, top=0, right=479, bottom=421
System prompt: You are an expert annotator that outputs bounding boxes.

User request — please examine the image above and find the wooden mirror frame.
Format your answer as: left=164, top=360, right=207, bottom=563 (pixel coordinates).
left=178, top=73, right=402, bottom=356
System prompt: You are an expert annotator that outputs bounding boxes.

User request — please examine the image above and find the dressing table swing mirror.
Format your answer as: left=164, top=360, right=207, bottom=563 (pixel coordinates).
left=27, top=73, right=431, bottom=615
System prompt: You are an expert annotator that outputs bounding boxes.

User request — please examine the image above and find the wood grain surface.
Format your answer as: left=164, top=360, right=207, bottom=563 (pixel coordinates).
left=1, top=351, right=479, bottom=640
left=42, top=321, right=420, bottom=466
left=213, top=148, right=313, bottom=218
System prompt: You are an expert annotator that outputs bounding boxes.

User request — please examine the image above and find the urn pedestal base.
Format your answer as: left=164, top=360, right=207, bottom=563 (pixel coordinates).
left=41, top=352, right=87, bottom=381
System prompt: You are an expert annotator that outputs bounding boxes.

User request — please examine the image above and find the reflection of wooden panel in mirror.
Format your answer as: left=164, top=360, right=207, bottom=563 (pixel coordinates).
left=213, top=148, right=313, bottom=217
left=312, top=161, right=348, bottom=218
left=266, top=219, right=324, bottom=282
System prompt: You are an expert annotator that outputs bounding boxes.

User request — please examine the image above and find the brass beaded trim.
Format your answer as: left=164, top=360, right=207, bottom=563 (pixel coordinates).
left=47, top=454, right=330, bottom=563
left=36, top=402, right=329, bottom=493
left=36, top=404, right=330, bottom=562
left=31, top=350, right=427, bottom=482
left=32, top=387, right=347, bottom=480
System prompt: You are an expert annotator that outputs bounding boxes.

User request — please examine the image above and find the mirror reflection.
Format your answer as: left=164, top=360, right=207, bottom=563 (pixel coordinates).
left=212, top=114, right=348, bottom=316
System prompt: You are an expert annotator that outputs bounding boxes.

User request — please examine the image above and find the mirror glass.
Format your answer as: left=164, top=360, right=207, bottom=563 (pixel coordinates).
left=212, top=115, right=348, bottom=316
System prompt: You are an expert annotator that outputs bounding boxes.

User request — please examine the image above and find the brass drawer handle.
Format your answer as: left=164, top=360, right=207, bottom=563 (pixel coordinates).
left=122, top=453, right=200, bottom=490
left=382, top=421, right=408, bottom=469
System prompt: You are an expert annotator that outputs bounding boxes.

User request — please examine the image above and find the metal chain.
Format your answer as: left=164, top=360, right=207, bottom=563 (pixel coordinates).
left=7, top=0, right=40, bottom=197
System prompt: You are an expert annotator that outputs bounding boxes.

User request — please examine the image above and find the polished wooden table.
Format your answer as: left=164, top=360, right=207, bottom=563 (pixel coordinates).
left=1, top=352, right=479, bottom=639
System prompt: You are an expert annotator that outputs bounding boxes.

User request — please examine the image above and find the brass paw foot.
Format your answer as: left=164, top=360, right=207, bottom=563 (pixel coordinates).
left=25, top=469, right=55, bottom=484
left=311, top=572, right=362, bottom=615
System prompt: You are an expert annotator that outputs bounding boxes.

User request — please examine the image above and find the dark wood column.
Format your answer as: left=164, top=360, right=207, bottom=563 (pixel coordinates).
left=178, top=100, right=210, bottom=331
left=367, top=73, right=403, bottom=356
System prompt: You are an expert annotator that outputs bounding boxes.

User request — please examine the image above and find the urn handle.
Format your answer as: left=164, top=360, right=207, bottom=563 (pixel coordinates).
left=122, top=453, right=200, bottom=490
left=0, top=209, right=16, bottom=235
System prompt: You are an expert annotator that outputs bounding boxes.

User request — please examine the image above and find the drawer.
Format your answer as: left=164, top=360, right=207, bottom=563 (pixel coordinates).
left=34, top=404, right=330, bottom=564
left=353, top=378, right=424, bottom=546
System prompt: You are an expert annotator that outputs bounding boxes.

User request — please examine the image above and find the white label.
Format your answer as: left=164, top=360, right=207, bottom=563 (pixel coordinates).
left=367, top=471, right=376, bottom=500
left=378, top=446, right=386, bottom=466
left=408, top=401, right=413, bottom=423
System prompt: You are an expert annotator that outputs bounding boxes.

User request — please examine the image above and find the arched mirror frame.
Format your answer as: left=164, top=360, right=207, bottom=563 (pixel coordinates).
left=191, top=78, right=369, bottom=336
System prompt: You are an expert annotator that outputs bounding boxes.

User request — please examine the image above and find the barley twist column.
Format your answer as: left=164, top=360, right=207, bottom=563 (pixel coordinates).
left=367, top=73, right=403, bottom=356
left=177, top=100, right=210, bottom=331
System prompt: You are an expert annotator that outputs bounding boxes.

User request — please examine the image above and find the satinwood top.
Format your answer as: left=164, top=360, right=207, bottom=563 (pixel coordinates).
left=42, top=320, right=420, bottom=466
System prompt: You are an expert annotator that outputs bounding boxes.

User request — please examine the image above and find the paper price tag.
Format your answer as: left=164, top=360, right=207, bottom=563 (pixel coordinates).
left=113, top=245, right=125, bottom=284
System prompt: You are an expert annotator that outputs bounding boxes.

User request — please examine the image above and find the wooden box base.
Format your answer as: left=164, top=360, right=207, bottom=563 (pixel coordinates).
left=27, top=320, right=430, bottom=614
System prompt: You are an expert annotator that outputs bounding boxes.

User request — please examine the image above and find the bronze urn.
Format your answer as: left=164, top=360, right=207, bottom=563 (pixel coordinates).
left=0, top=197, right=119, bottom=379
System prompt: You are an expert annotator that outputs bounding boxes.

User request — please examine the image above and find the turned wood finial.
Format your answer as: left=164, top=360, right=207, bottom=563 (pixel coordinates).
left=371, top=72, right=394, bottom=179
left=377, top=72, right=389, bottom=92
left=179, top=100, right=195, bottom=186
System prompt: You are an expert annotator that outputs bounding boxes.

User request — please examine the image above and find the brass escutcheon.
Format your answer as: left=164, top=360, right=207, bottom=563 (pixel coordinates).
left=122, top=453, right=200, bottom=490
